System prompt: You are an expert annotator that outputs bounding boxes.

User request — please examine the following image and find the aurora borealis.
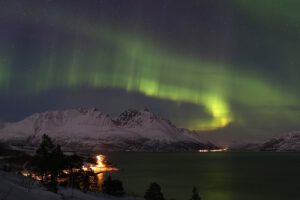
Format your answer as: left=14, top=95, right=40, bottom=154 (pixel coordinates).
left=1, top=0, right=300, bottom=141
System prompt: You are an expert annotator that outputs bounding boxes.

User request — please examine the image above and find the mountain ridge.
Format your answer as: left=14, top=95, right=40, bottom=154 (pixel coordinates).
left=230, top=131, right=300, bottom=152
left=0, top=108, right=217, bottom=152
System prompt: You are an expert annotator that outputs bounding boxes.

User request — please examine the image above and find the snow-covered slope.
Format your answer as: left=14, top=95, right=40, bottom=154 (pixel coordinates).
left=0, top=170, right=141, bottom=200
left=0, top=108, right=216, bottom=152
left=259, top=132, right=300, bottom=152
left=230, top=132, right=300, bottom=152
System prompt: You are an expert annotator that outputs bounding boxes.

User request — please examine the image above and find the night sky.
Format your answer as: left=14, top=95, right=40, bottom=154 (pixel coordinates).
left=1, top=0, right=300, bottom=142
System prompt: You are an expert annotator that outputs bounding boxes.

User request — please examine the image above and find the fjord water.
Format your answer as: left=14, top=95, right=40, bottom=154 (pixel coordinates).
left=107, top=152, right=300, bottom=200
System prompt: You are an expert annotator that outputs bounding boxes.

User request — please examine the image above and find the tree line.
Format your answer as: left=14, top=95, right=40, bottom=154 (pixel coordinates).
left=30, top=134, right=103, bottom=193
left=28, top=134, right=202, bottom=199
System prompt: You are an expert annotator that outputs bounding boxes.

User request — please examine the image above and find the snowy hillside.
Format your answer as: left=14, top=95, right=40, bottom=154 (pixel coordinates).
left=230, top=132, right=300, bottom=152
left=0, top=108, right=216, bottom=152
left=0, top=170, right=141, bottom=200
left=259, top=132, right=300, bottom=152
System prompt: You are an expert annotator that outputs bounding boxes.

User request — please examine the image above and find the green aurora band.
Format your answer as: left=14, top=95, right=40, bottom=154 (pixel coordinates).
left=0, top=5, right=299, bottom=131
left=235, top=0, right=300, bottom=24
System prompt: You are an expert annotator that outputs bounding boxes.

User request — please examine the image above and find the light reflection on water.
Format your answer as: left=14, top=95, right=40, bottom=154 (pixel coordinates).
left=82, top=154, right=119, bottom=189
left=82, top=154, right=118, bottom=173
left=97, top=172, right=105, bottom=187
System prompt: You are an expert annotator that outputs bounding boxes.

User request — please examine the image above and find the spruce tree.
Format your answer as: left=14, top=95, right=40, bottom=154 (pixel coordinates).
left=49, top=144, right=65, bottom=186
left=189, top=187, right=201, bottom=200
left=65, top=153, right=83, bottom=188
left=144, top=182, right=165, bottom=200
left=102, top=175, right=124, bottom=196
left=33, top=135, right=67, bottom=192
left=34, top=134, right=55, bottom=181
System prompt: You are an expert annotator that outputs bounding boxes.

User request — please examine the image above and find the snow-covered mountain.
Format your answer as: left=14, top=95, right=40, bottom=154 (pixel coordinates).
left=230, top=132, right=300, bottom=152
left=0, top=108, right=217, bottom=152
left=259, top=132, right=300, bottom=152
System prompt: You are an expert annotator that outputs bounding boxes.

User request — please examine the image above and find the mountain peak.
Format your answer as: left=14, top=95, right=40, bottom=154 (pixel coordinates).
left=115, top=109, right=140, bottom=127
left=235, top=131, right=300, bottom=152
left=77, top=107, right=99, bottom=114
left=115, top=108, right=157, bottom=127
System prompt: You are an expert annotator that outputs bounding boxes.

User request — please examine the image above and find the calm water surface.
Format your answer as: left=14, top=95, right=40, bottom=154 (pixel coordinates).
left=105, top=152, right=300, bottom=200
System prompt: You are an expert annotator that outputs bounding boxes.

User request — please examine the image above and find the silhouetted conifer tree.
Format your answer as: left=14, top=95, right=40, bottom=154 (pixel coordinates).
left=102, top=175, right=124, bottom=196
left=65, top=153, right=83, bottom=188
left=49, top=144, right=64, bottom=187
left=189, top=187, right=201, bottom=200
left=65, top=153, right=83, bottom=170
left=32, top=135, right=68, bottom=192
left=34, top=134, right=55, bottom=181
left=144, top=182, right=165, bottom=200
